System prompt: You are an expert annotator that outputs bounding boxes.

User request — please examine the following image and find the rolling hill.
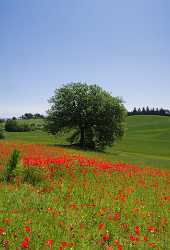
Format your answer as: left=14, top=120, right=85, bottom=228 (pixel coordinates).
left=3, top=115, right=170, bottom=169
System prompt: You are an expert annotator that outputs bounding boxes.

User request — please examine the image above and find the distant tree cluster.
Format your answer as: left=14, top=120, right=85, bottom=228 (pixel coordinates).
left=5, top=120, right=32, bottom=132
left=0, top=123, right=5, bottom=139
left=4, top=119, right=44, bottom=132
left=20, top=113, right=44, bottom=119
left=128, top=107, right=170, bottom=116
left=0, top=119, right=5, bottom=123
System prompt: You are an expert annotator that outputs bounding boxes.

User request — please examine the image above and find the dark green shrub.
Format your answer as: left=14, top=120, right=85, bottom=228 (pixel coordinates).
left=5, top=119, right=32, bottom=132
left=36, top=124, right=43, bottom=130
left=0, top=149, right=45, bottom=186
left=19, top=123, right=32, bottom=132
left=0, top=119, right=5, bottom=123
left=0, top=128, right=5, bottom=139
left=3, top=149, right=20, bottom=182
left=5, top=119, right=18, bottom=132
left=30, top=123, right=35, bottom=130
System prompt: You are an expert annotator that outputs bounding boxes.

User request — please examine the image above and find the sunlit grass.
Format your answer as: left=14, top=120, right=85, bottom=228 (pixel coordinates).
left=2, top=115, right=170, bottom=169
left=0, top=142, right=169, bottom=249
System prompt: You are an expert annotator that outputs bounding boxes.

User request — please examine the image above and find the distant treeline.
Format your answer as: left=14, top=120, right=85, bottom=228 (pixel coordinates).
left=0, top=112, right=45, bottom=133
left=19, top=113, right=45, bottom=119
left=0, top=113, right=45, bottom=122
left=128, top=107, right=170, bottom=116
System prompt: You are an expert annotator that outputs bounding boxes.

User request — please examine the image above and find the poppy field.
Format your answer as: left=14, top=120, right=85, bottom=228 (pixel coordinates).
left=0, top=141, right=169, bottom=249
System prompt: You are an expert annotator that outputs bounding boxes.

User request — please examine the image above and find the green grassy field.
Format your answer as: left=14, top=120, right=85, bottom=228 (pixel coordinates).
left=2, top=115, right=170, bottom=169
left=0, top=116, right=169, bottom=249
left=0, top=118, right=44, bottom=127
left=16, top=118, right=44, bottom=126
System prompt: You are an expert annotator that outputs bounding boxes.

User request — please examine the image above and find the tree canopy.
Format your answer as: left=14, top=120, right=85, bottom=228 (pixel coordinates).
left=46, top=82, right=127, bottom=150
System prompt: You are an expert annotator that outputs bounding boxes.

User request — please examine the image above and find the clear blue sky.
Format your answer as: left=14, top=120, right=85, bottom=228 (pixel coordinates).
left=0, top=0, right=170, bottom=117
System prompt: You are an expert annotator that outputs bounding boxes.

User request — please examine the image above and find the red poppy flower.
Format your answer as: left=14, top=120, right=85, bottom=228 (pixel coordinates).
left=130, top=234, right=139, bottom=242
left=106, top=246, right=113, bottom=250
left=47, top=239, right=53, bottom=248
left=144, top=236, right=148, bottom=241
left=113, top=212, right=121, bottom=221
left=98, top=223, right=105, bottom=230
left=80, top=223, right=84, bottom=230
left=61, top=241, right=74, bottom=247
left=69, top=203, right=77, bottom=209
left=103, top=232, right=109, bottom=241
left=135, top=225, right=140, bottom=236
left=24, top=237, right=30, bottom=242
left=117, top=245, right=123, bottom=250
left=148, top=226, right=157, bottom=233
left=0, top=227, right=5, bottom=235
left=25, top=226, right=31, bottom=234
left=149, top=242, right=156, bottom=247
left=21, top=241, right=29, bottom=248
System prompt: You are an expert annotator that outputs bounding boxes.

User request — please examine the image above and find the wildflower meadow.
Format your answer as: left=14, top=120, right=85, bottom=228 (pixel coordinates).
left=0, top=142, right=169, bottom=249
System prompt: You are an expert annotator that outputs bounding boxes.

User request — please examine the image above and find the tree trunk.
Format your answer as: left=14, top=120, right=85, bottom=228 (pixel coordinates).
left=79, top=126, right=85, bottom=147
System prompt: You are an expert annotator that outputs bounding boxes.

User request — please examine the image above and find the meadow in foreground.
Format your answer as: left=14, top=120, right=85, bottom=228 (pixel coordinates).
left=0, top=142, right=169, bottom=249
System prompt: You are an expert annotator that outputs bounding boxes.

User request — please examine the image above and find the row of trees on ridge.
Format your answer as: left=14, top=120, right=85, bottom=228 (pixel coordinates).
left=128, top=107, right=170, bottom=116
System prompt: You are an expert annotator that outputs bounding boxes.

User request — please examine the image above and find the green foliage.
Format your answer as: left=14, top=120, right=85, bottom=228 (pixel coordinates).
left=5, top=119, right=32, bottom=132
left=3, top=149, right=20, bottom=182
left=5, top=119, right=18, bottom=132
left=21, top=113, right=44, bottom=119
left=0, top=149, right=44, bottom=185
left=46, top=82, right=127, bottom=150
left=22, top=166, right=45, bottom=186
left=0, top=118, right=5, bottom=123
left=18, top=118, right=45, bottom=131
left=0, top=128, right=5, bottom=139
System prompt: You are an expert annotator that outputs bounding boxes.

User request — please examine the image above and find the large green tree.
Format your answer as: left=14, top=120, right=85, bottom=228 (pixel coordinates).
left=46, top=82, right=127, bottom=150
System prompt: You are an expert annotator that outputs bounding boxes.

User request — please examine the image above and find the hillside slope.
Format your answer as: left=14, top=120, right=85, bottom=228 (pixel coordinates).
left=114, top=115, right=170, bottom=157
left=3, top=115, right=170, bottom=169
left=105, top=115, right=170, bottom=168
